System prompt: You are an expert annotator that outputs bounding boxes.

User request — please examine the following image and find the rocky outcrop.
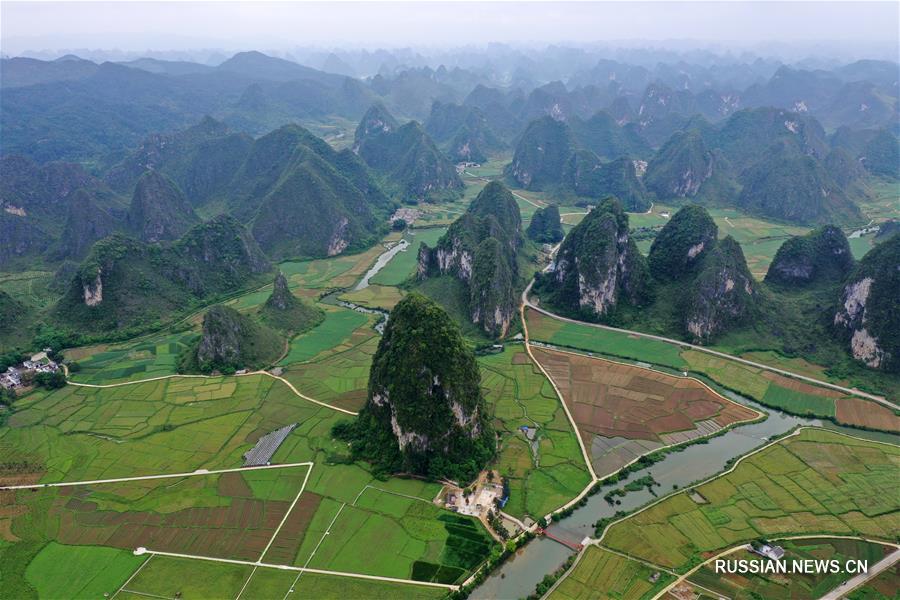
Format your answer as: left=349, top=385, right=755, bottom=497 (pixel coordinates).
left=648, top=204, right=718, bottom=281
left=353, top=293, right=495, bottom=481
left=683, top=236, right=757, bottom=342
left=417, top=181, right=522, bottom=337
left=196, top=305, right=247, bottom=371
left=765, top=225, right=854, bottom=285
left=260, top=271, right=324, bottom=333
left=833, top=235, right=899, bottom=371
left=193, top=304, right=282, bottom=373
left=541, top=197, right=649, bottom=317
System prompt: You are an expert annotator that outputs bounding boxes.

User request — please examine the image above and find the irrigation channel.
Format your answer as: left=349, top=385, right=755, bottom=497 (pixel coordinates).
left=319, top=234, right=900, bottom=599
left=471, top=395, right=900, bottom=600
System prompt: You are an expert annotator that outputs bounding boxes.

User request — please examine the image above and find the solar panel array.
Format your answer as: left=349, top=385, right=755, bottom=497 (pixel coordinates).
left=242, top=423, right=298, bottom=466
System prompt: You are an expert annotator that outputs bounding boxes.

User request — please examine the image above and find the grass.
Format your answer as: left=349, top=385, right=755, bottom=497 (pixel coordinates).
left=64, top=330, right=199, bottom=384
left=1, top=370, right=495, bottom=593
left=279, top=306, right=371, bottom=365
left=122, top=555, right=254, bottom=599
left=550, top=546, right=674, bottom=600
left=526, top=308, right=687, bottom=370
left=281, top=315, right=380, bottom=412
left=480, top=348, right=592, bottom=520
left=0, top=270, right=56, bottom=310
left=339, top=284, right=405, bottom=310
left=23, top=542, right=146, bottom=599
left=688, top=538, right=892, bottom=600
left=370, top=227, right=447, bottom=286
left=601, top=429, right=900, bottom=570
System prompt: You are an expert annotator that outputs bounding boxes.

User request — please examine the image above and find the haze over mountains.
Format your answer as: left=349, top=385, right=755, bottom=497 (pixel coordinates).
left=0, top=44, right=898, bottom=373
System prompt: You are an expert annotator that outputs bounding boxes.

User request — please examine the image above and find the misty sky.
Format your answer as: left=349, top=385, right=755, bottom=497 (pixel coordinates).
left=2, top=1, right=898, bottom=57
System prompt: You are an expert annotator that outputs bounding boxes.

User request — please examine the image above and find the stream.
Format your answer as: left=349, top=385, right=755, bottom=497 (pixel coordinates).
left=471, top=393, right=900, bottom=600
left=354, top=238, right=410, bottom=290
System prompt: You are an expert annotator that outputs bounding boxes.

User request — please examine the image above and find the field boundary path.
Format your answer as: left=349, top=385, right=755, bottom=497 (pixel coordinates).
left=0, top=461, right=314, bottom=491
left=63, top=368, right=359, bottom=416
left=132, top=548, right=461, bottom=591
left=651, top=535, right=900, bottom=600
left=522, top=280, right=892, bottom=408
left=542, top=427, right=900, bottom=599
left=819, top=546, right=900, bottom=600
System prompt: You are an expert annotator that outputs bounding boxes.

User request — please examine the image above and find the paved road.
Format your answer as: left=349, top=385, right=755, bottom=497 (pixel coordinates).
left=0, top=461, right=314, bottom=491
left=651, top=536, right=900, bottom=600
left=819, top=548, right=900, bottom=600
left=522, top=280, right=892, bottom=408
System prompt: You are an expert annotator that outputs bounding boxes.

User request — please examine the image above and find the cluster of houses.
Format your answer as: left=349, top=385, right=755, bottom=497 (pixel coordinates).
left=1, top=350, right=60, bottom=391
left=442, top=472, right=508, bottom=518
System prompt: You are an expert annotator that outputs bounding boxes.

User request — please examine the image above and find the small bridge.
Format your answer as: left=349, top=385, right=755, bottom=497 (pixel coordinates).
left=537, top=528, right=584, bottom=551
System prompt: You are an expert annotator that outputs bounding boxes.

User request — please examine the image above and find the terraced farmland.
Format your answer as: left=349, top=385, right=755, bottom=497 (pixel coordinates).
left=479, top=348, right=592, bottom=520
left=531, top=347, right=759, bottom=477
left=601, top=429, right=900, bottom=570
left=550, top=546, right=674, bottom=600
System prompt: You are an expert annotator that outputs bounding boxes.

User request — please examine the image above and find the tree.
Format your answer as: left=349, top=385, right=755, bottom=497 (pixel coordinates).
left=34, top=371, right=67, bottom=389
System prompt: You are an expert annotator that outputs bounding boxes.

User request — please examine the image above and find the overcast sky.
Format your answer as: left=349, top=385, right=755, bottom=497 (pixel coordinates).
left=2, top=1, right=898, bottom=57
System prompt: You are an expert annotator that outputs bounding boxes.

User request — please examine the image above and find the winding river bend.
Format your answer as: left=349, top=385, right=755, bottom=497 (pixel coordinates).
left=332, top=234, right=898, bottom=600
left=472, top=393, right=899, bottom=600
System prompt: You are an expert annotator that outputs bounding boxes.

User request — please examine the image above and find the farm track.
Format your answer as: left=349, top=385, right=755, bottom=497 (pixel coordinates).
left=651, top=535, right=900, bottom=600
left=521, top=279, right=892, bottom=408
left=63, top=368, right=359, bottom=416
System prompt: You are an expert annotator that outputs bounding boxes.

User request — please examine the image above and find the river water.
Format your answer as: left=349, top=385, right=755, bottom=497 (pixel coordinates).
left=471, top=393, right=899, bottom=600
left=353, top=238, right=410, bottom=290
left=336, top=234, right=898, bottom=600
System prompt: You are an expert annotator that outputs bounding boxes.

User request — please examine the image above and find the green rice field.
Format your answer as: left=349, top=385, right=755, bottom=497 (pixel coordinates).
left=370, top=227, right=447, bottom=286
left=549, top=546, right=674, bottom=600
left=601, top=429, right=900, bottom=570
left=64, top=330, right=199, bottom=384
left=526, top=308, right=687, bottom=370
left=279, top=306, right=371, bottom=365
left=479, top=347, right=592, bottom=520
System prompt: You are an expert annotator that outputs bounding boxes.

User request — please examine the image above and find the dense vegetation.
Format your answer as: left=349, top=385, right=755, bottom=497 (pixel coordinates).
left=534, top=197, right=649, bottom=318
left=417, top=181, right=524, bottom=337
left=526, top=205, right=564, bottom=244
left=353, top=103, right=463, bottom=202
left=180, top=304, right=282, bottom=373
left=765, top=225, right=854, bottom=286
left=339, top=293, right=495, bottom=481
left=258, top=271, right=324, bottom=334
left=53, top=216, right=271, bottom=334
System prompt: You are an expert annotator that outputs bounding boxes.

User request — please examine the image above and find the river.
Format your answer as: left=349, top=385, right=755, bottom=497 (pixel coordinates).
left=353, top=238, right=410, bottom=290
left=471, top=393, right=899, bottom=600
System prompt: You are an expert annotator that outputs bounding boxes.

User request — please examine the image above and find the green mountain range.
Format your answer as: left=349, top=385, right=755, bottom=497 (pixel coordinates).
left=353, top=103, right=464, bottom=202
left=505, top=116, right=650, bottom=210
left=53, top=215, right=271, bottom=334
